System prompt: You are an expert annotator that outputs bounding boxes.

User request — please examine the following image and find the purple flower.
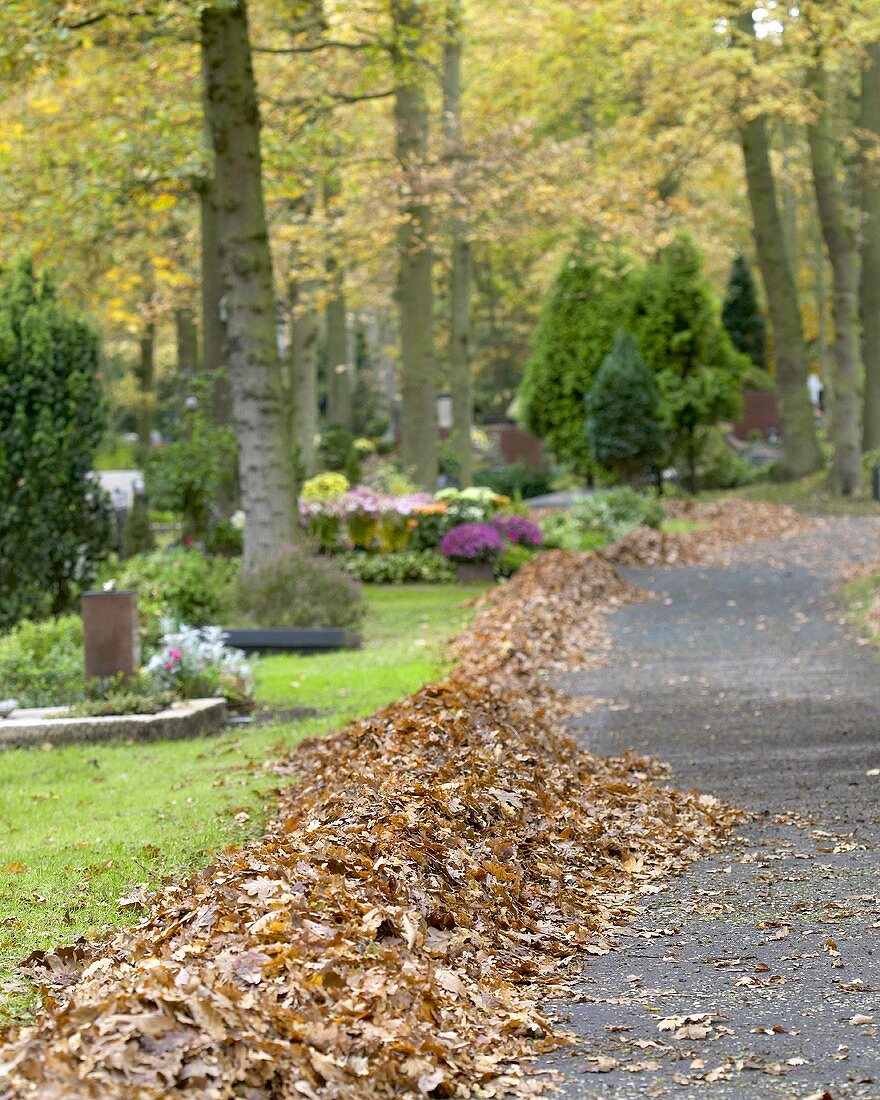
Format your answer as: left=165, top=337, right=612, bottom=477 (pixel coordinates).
left=491, top=514, right=543, bottom=547
left=440, top=522, right=506, bottom=562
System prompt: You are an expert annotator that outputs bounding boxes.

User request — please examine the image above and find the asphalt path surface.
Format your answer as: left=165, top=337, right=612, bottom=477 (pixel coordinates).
left=541, top=518, right=880, bottom=1100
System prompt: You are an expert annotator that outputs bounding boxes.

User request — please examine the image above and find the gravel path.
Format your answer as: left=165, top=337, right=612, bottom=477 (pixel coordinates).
left=541, top=517, right=880, bottom=1100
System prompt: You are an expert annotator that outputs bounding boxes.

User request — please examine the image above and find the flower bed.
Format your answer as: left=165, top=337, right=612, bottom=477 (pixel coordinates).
left=0, top=552, right=737, bottom=1097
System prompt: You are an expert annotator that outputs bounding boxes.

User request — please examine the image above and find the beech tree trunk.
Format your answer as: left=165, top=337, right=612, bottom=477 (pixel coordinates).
left=739, top=115, right=821, bottom=477
left=808, top=59, right=863, bottom=495
left=201, top=0, right=297, bottom=565
left=861, top=42, right=880, bottom=450
left=289, top=280, right=321, bottom=478
left=392, top=0, right=437, bottom=489
left=199, top=180, right=233, bottom=427
left=443, top=0, right=473, bottom=487
left=735, top=12, right=820, bottom=479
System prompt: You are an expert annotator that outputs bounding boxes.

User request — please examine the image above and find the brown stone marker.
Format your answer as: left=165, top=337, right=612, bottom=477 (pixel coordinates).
left=81, top=591, right=140, bottom=682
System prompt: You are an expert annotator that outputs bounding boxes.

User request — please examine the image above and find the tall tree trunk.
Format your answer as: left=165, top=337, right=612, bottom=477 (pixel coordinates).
left=392, top=0, right=437, bottom=489
left=808, top=58, right=863, bottom=495
left=200, top=0, right=297, bottom=565
left=735, top=14, right=821, bottom=478
left=861, top=42, right=880, bottom=450
left=443, top=0, right=473, bottom=487
left=740, top=115, right=821, bottom=478
left=199, top=180, right=233, bottom=427
left=289, top=280, right=321, bottom=478
left=324, top=174, right=354, bottom=431
left=778, top=120, right=799, bottom=266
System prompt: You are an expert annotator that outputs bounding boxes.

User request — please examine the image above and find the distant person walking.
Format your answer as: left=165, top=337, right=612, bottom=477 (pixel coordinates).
left=807, top=372, right=825, bottom=414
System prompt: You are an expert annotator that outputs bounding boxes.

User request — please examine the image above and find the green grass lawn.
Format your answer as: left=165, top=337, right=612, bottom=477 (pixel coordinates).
left=0, top=583, right=485, bottom=1022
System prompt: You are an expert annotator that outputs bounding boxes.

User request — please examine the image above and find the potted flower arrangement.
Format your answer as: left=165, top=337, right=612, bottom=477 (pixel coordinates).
left=490, top=514, right=543, bottom=547
left=440, top=522, right=506, bottom=583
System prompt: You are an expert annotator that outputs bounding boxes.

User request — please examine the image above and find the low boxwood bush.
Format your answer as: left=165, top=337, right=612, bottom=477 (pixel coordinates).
left=228, top=546, right=365, bottom=629
left=340, top=550, right=455, bottom=585
left=0, top=615, right=85, bottom=707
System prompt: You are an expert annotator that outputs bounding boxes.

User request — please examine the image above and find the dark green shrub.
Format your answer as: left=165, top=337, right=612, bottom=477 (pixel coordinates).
left=111, top=550, right=238, bottom=645
left=585, top=332, right=665, bottom=483
left=0, top=615, right=84, bottom=707
left=339, top=550, right=456, bottom=585
left=518, top=238, right=638, bottom=475
left=633, top=235, right=748, bottom=492
left=121, top=498, right=155, bottom=559
left=475, top=462, right=553, bottom=500
left=0, top=259, right=112, bottom=627
left=721, top=254, right=766, bottom=370
left=146, top=406, right=238, bottom=538
left=229, top=547, right=365, bottom=628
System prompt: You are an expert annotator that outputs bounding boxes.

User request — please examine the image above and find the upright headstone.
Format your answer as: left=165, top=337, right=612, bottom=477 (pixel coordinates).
left=81, top=591, right=140, bottom=682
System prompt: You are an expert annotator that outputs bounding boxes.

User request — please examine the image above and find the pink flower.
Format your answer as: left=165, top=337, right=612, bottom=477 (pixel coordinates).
left=169, top=648, right=181, bottom=661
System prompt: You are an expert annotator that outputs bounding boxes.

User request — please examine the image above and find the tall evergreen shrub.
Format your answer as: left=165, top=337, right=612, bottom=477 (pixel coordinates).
left=585, top=331, right=665, bottom=483
left=721, top=253, right=767, bottom=370
left=0, top=259, right=110, bottom=626
left=518, top=241, right=636, bottom=475
left=632, top=235, right=748, bottom=492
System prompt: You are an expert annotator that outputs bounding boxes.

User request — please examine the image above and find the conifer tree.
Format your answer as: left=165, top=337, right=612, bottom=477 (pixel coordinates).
left=519, top=242, right=636, bottom=476
left=585, top=331, right=665, bottom=484
left=721, top=254, right=767, bottom=371
left=633, top=235, right=747, bottom=493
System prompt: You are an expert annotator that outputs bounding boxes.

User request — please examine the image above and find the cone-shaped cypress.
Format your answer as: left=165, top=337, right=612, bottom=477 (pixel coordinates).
left=518, top=239, right=637, bottom=476
left=721, top=253, right=767, bottom=370
left=585, top=331, right=665, bottom=483
left=633, top=235, right=748, bottom=493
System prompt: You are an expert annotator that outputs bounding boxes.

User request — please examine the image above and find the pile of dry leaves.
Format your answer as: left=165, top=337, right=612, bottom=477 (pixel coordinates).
left=604, top=499, right=809, bottom=568
left=0, top=553, right=735, bottom=1099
